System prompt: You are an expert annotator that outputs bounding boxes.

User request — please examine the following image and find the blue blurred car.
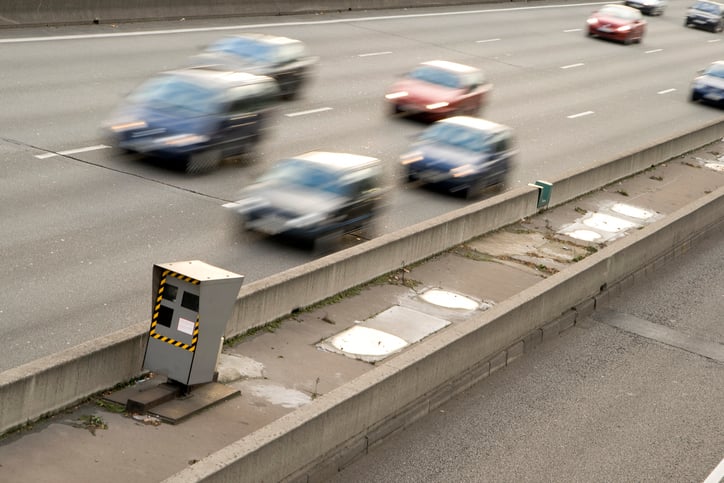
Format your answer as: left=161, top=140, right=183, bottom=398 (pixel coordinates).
left=400, top=116, right=515, bottom=199
left=104, top=67, right=280, bottom=173
left=691, top=61, right=724, bottom=106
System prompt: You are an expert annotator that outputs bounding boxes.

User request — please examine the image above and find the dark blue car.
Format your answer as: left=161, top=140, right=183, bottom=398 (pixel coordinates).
left=691, top=61, right=724, bottom=106
left=400, top=116, right=515, bottom=199
left=104, top=67, right=280, bottom=173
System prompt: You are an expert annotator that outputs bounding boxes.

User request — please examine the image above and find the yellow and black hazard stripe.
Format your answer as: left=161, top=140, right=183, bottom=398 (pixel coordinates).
left=149, top=270, right=201, bottom=352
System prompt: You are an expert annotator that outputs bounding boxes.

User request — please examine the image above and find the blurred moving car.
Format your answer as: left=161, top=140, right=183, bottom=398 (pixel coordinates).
left=385, top=60, right=492, bottom=121
left=690, top=61, right=724, bottom=106
left=586, top=4, right=647, bottom=44
left=684, top=0, right=724, bottom=32
left=104, top=67, right=279, bottom=173
left=624, top=0, right=667, bottom=16
left=400, top=116, right=515, bottom=199
left=192, top=33, right=318, bottom=100
left=228, top=152, right=386, bottom=246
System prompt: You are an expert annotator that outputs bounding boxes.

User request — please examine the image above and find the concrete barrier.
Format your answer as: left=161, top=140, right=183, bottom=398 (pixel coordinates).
left=1, top=119, right=723, bottom=436
left=0, top=0, right=501, bottom=28
left=165, top=184, right=724, bottom=483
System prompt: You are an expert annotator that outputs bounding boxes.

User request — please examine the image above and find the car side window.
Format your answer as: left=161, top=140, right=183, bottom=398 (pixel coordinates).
left=491, top=133, right=510, bottom=154
left=226, top=86, right=278, bottom=114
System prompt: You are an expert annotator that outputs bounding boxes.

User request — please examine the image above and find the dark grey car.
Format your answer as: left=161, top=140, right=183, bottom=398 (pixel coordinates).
left=685, top=0, right=724, bottom=32
left=228, top=152, right=387, bottom=249
left=192, top=33, right=318, bottom=100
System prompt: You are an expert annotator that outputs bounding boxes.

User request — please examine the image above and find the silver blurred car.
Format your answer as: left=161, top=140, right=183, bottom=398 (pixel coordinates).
left=625, top=0, right=667, bottom=16
left=228, top=152, right=387, bottom=248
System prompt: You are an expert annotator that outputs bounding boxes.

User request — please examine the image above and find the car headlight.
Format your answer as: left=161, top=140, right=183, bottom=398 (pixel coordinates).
left=286, top=212, right=326, bottom=228
left=385, top=91, right=408, bottom=100
left=158, top=134, right=210, bottom=147
left=109, top=120, right=147, bottom=132
left=400, top=152, right=424, bottom=165
left=617, top=25, right=632, bottom=32
left=227, top=197, right=270, bottom=214
left=450, top=164, right=478, bottom=178
left=425, top=101, right=449, bottom=110
left=587, top=18, right=599, bottom=25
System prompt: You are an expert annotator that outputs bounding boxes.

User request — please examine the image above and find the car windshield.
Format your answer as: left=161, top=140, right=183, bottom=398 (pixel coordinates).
left=408, top=66, right=462, bottom=89
left=208, top=37, right=275, bottom=63
left=420, top=123, right=492, bottom=153
left=128, top=75, right=220, bottom=116
left=260, top=159, right=348, bottom=196
left=693, top=1, right=721, bottom=12
left=704, top=64, right=724, bottom=78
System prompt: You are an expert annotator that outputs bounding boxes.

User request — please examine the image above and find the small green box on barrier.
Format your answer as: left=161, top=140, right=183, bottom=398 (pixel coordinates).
left=528, top=180, right=553, bottom=209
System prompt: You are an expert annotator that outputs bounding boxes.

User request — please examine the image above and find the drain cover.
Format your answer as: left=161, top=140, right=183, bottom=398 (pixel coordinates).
left=420, top=289, right=479, bottom=310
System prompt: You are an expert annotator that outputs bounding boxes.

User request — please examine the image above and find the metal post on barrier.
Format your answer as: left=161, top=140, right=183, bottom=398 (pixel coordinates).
left=528, top=180, right=553, bottom=209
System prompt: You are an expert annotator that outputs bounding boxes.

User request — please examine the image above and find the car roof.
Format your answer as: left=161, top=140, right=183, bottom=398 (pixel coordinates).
left=438, top=116, right=511, bottom=134
left=162, top=67, right=275, bottom=88
left=293, top=151, right=381, bottom=171
left=599, top=4, right=640, bottom=12
left=226, top=33, right=304, bottom=47
left=420, top=60, right=480, bottom=73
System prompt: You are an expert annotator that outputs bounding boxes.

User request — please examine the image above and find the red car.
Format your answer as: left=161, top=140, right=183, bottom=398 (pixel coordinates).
left=587, top=4, right=646, bottom=44
left=385, top=60, right=492, bottom=121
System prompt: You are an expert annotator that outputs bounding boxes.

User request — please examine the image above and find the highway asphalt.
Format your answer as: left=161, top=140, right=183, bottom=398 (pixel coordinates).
left=2, top=1, right=724, bottom=371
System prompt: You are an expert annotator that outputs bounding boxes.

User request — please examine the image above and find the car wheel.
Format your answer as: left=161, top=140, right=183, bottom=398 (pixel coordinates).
left=684, top=18, right=691, bottom=27
left=690, top=91, right=701, bottom=102
left=186, top=149, right=221, bottom=174
left=465, top=179, right=487, bottom=200
left=715, top=21, right=724, bottom=33
left=312, top=229, right=342, bottom=255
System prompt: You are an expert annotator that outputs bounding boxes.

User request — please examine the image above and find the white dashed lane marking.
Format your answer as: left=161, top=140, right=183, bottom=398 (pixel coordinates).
left=657, top=88, right=676, bottom=95
left=561, top=63, right=584, bottom=69
left=645, top=49, right=663, bottom=54
left=358, top=51, right=392, bottom=57
left=285, top=107, right=333, bottom=118
left=35, top=144, right=110, bottom=159
left=567, top=111, right=594, bottom=119
left=476, top=38, right=501, bottom=43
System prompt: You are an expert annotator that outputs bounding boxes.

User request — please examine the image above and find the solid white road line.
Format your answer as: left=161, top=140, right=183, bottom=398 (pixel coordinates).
left=0, top=3, right=610, bottom=43
left=702, top=457, right=724, bottom=483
